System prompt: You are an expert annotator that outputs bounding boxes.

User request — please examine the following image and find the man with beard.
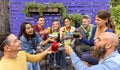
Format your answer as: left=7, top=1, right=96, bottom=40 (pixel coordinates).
left=64, top=32, right=120, bottom=70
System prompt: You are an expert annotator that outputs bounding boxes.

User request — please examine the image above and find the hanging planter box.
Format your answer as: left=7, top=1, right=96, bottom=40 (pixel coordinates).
left=52, top=7, right=60, bottom=12
left=28, top=7, right=39, bottom=13
left=46, top=7, right=60, bottom=12
left=24, top=2, right=66, bottom=17
left=47, top=7, right=53, bottom=12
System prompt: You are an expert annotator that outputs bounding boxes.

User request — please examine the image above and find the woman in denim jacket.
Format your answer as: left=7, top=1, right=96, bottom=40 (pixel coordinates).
left=18, top=22, right=43, bottom=70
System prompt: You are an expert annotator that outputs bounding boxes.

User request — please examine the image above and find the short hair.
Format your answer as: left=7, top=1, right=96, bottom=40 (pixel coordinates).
left=82, top=15, right=91, bottom=20
left=0, top=33, right=10, bottom=52
left=37, top=16, right=44, bottom=21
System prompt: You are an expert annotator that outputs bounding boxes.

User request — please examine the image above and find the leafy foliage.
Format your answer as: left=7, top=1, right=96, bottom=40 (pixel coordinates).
left=23, top=2, right=46, bottom=16
left=110, top=4, right=120, bottom=36
left=23, top=2, right=67, bottom=17
left=48, top=3, right=67, bottom=19
left=110, top=0, right=115, bottom=6
left=110, top=5, right=120, bottom=25
left=24, top=2, right=38, bottom=16
left=69, top=14, right=82, bottom=26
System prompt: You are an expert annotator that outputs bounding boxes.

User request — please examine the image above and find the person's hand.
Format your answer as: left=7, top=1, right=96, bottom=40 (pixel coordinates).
left=79, top=34, right=83, bottom=40
left=48, top=36, right=55, bottom=42
left=43, top=29, right=49, bottom=34
left=39, top=29, right=48, bottom=35
left=61, top=32, right=66, bottom=39
left=64, top=44, right=73, bottom=55
left=44, top=46, right=53, bottom=54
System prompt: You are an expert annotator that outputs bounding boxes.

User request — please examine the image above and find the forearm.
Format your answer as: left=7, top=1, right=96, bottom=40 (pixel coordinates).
left=41, top=39, right=49, bottom=46
left=70, top=52, right=88, bottom=70
left=27, top=51, right=48, bottom=62
left=38, top=50, right=48, bottom=60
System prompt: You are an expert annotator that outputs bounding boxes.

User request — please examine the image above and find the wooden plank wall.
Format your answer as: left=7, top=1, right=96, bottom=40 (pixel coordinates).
left=9, top=0, right=110, bottom=36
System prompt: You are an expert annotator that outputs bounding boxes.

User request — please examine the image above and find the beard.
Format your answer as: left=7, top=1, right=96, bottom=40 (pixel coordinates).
left=92, top=46, right=106, bottom=59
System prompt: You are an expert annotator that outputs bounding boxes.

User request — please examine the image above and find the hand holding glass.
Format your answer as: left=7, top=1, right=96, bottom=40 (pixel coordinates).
left=51, top=41, right=58, bottom=52
left=73, top=31, right=80, bottom=38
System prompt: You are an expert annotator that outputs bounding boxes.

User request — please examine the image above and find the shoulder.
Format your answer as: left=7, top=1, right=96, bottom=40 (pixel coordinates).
left=60, top=27, right=65, bottom=32
left=60, top=27, right=64, bottom=30
left=90, top=24, right=96, bottom=28
left=18, top=51, right=27, bottom=56
left=33, top=24, right=38, bottom=27
left=93, top=26, right=97, bottom=31
left=35, top=32, right=40, bottom=38
left=71, top=26, right=76, bottom=31
left=71, top=26, right=76, bottom=29
left=33, top=24, right=38, bottom=29
left=105, top=28, right=113, bottom=32
left=104, top=51, right=120, bottom=67
left=20, top=35, right=27, bottom=42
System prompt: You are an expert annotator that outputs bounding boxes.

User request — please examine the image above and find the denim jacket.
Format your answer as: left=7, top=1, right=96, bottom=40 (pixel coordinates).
left=20, top=32, right=42, bottom=54
left=70, top=51, right=120, bottom=70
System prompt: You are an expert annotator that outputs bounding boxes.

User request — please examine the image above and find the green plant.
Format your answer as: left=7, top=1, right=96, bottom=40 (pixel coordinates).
left=110, top=0, right=115, bottom=6
left=110, top=5, right=120, bottom=25
left=115, top=24, right=120, bottom=36
left=48, top=3, right=67, bottom=18
left=69, top=14, right=82, bottom=26
left=24, top=2, right=46, bottom=16
left=110, top=5, right=120, bottom=36
left=23, top=2, right=39, bottom=16
left=38, top=3, right=46, bottom=16
left=23, top=2, right=67, bottom=18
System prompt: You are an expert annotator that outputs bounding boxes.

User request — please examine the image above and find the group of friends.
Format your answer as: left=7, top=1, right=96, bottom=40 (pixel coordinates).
left=0, top=10, right=120, bottom=70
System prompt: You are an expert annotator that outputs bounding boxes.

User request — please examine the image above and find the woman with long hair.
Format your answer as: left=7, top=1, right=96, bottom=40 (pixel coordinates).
left=79, top=10, right=115, bottom=66
left=18, top=22, right=42, bottom=70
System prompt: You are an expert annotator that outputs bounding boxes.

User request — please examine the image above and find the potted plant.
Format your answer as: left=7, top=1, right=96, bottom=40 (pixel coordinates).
left=23, top=2, right=46, bottom=16
left=69, top=14, right=82, bottom=27
left=23, top=2, right=67, bottom=18
left=47, top=3, right=60, bottom=12
left=47, top=3, right=67, bottom=20
left=38, top=3, right=46, bottom=15
left=24, top=2, right=39, bottom=16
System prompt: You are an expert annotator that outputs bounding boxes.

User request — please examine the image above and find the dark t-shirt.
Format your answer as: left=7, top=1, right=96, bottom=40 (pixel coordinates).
left=33, top=24, right=47, bottom=40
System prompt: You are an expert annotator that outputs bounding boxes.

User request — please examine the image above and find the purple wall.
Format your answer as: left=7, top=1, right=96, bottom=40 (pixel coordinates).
left=10, top=0, right=110, bottom=36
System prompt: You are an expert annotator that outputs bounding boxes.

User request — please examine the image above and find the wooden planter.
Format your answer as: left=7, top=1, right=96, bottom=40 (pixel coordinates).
left=46, top=7, right=60, bottom=12
left=47, top=7, right=53, bottom=12
left=28, top=7, right=39, bottom=12
left=52, top=7, right=59, bottom=12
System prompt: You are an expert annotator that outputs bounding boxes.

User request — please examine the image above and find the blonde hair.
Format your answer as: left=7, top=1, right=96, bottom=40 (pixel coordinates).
left=52, top=20, right=61, bottom=32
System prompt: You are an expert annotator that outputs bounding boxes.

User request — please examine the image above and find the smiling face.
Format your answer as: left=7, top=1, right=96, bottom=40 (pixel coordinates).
left=52, top=21, right=60, bottom=31
left=5, top=34, right=21, bottom=52
left=37, top=17, right=45, bottom=27
left=64, top=18, right=71, bottom=28
left=95, top=16, right=107, bottom=27
left=25, top=24, right=34, bottom=36
left=82, top=18, right=90, bottom=28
